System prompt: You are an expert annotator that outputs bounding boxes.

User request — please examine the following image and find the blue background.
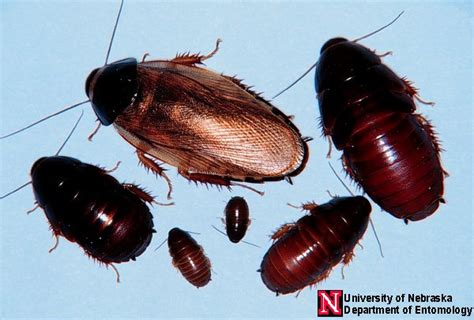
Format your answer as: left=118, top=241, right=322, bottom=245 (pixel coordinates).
left=1, top=1, right=472, bottom=319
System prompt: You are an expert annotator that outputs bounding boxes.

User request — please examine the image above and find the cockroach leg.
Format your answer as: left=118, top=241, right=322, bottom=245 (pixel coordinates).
left=342, top=154, right=357, bottom=181
left=88, top=121, right=102, bottom=141
left=271, top=223, right=296, bottom=241
left=48, top=234, right=60, bottom=253
left=326, top=136, right=333, bottom=158
left=199, top=38, right=222, bottom=62
left=326, top=190, right=337, bottom=198
left=401, top=78, right=435, bottom=106
left=124, top=183, right=173, bottom=206
left=415, top=114, right=443, bottom=154
left=26, top=203, right=40, bottom=215
left=231, top=182, right=264, bottom=195
left=136, top=151, right=173, bottom=199
left=287, top=202, right=318, bottom=212
left=141, top=52, right=150, bottom=62
left=105, top=161, right=121, bottom=173
left=171, top=39, right=222, bottom=66
left=179, top=170, right=264, bottom=195
left=376, top=50, right=392, bottom=58
left=123, top=183, right=154, bottom=203
left=109, top=264, right=121, bottom=283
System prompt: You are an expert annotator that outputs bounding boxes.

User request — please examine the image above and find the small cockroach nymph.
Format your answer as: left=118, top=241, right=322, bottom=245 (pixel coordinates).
left=2, top=0, right=310, bottom=199
left=211, top=196, right=259, bottom=247
left=274, top=12, right=446, bottom=222
left=222, top=196, right=250, bottom=243
left=167, top=228, right=212, bottom=288
left=1, top=113, right=160, bottom=282
left=259, top=196, right=371, bottom=295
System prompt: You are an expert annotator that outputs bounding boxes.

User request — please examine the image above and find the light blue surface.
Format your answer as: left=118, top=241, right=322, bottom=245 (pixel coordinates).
left=1, top=1, right=472, bottom=319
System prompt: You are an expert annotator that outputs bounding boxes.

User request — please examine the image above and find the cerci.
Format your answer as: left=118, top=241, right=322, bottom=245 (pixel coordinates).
left=316, top=38, right=445, bottom=222
left=260, top=196, right=371, bottom=295
left=168, top=228, right=211, bottom=288
left=32, top=156, right=155, bottom=274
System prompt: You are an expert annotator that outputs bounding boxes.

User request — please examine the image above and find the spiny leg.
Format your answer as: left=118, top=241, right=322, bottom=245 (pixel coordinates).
left=171, top=38, right=222, bottom=66
left=271, top=223, right=296, bottom=241
left=136, top=151, right=173, bottom=200
left=178, top=169, right=264, bottom=196
left=123, top=183, right=174, bottom=206
left=401, top=78, right=435, bottom=106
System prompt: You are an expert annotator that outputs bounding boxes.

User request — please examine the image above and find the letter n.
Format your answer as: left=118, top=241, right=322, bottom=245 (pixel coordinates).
left=317, top=290, right=343, bottom=317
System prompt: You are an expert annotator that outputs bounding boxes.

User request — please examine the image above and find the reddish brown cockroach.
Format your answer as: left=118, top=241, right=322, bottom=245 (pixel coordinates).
left=2, top=0, right=309, bottom=199
left=274, top=13, right=445, bottom=222
left=316, top=27, right=445, bottom=222
left=259, top=196, right=371, bottom=295
left=168, top=228, right=212, bottom=288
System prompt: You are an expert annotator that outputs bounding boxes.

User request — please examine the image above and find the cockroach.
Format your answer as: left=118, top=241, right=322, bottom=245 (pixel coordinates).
left=259, top=196, right=371, bottom=295
left=168, top=227, right=212, bottom=288
left=211, top=196, right=259, bottom=247
left=2, top=0, right=310, bottom=199
left=222, top=196, right=250, bottom=243
left=1, top=113, right=157, bottom=282
left=274, top=13, right=445, bottom=222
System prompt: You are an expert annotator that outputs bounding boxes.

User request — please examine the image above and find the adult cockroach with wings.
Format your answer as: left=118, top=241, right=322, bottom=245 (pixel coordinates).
left=2, top=0, right=310, bottom=199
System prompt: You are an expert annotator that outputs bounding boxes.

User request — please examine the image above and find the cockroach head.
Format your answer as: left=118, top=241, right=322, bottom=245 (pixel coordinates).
left=85, top=58, right=138, bottom=126
left=320, top=37, right=348, bottom=54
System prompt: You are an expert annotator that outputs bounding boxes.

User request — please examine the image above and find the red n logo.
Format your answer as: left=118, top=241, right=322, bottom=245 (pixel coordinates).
left=317, top=290, right=343, bottom=317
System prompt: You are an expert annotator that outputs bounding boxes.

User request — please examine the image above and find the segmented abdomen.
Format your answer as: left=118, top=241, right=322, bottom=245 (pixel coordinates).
left=344, top=111, right=444, bottom=221
left=260, top=197, right=370, bottom=295
left=45, top=182, right=154, bottom=264
left=168, top=228, right=211, bottom=288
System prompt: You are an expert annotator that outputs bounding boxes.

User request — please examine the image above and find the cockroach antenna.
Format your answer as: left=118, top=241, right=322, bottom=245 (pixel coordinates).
left=0, top=111, right=84, bottom=200
left=105, top=0, right=125, bottom=65
left=328, top=162, right=384, bottom=258
left=0, top=101, right=89, bottom=139
left=0, top=0, right=126, bottom=140
left=272, top=11, right=404, bottom=100
left=352, top=11, right=404, bottom=43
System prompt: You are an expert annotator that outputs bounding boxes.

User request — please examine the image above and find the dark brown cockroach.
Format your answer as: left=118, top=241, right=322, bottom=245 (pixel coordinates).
left=259, top=196, right=371, bottom=295
left=168, top=227, right=211, bottom=288
left=212, top=196, right=259, bottom=247
left=316, top=33, right=445, bottom=222
left=30, top=156, right=156, bottom=281
left=1, top=113, right=158, bottom=282
left=223, top=196, right=250, bottom=243
left=1, top=1, right=309, bottom=198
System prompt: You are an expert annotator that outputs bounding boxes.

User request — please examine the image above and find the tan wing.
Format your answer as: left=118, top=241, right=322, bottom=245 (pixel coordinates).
left=114, top=61, right=307, bottom=180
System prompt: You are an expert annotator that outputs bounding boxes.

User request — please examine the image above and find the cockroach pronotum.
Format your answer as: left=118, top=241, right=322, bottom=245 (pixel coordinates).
left=274, top=13, right=445, bottom=222
left=168, top=228, right=212, bottom=288
left=259, top=196, right=371, bottom=295
left=1, top=113, right=158, bottom=282
left=1, top=0, right=310, bottom=199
